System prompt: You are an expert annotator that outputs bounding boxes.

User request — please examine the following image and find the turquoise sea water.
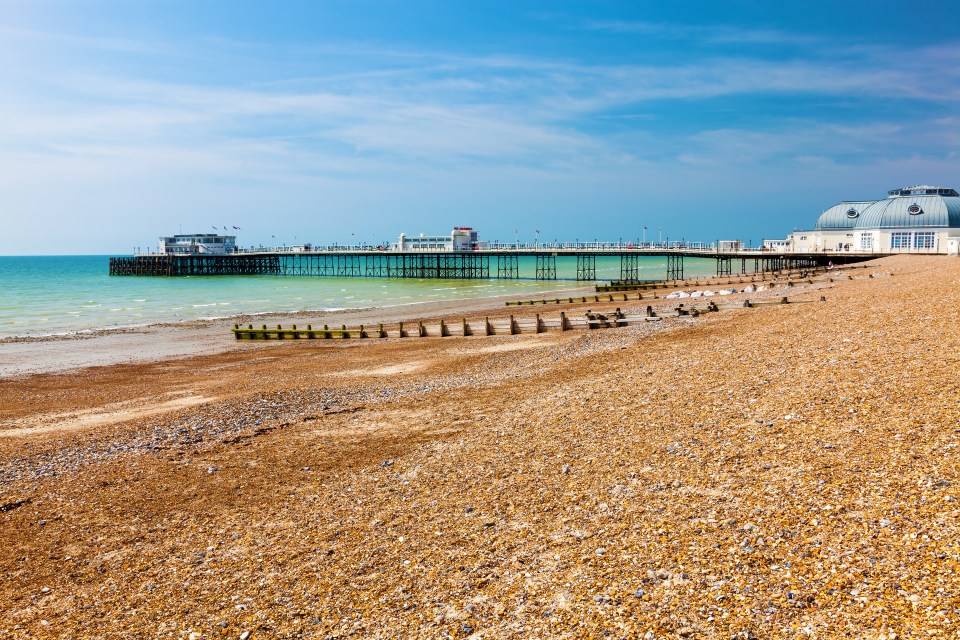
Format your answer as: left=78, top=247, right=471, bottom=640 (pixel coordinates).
left=0, top=255, right=717, bottom=338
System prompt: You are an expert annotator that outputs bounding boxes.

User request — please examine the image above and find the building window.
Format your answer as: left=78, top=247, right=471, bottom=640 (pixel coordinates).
left=914, top=232, right=935, bottom=249
left=860, top=234, right=873, bottom=250
left=890, top=232, right=912, bottom=249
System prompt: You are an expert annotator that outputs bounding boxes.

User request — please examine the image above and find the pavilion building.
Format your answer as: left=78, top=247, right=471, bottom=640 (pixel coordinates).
left=787, top=185, right=960, bottom=255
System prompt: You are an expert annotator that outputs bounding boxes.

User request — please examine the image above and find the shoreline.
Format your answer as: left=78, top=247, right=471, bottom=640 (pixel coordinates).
left=0, top=263, right=865, bottom=378
left=0, top=283, right=603, bottom=377
left=0, top=260, right=849, bottom=378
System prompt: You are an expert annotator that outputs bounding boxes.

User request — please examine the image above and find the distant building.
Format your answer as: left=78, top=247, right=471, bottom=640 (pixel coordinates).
left=159, top=234, right=237, bottom=255
left=392, top=227, right=485, bottom=251
left=786, top=185, right=960, bottom=254
left=717, top=240, right=744, bottom=252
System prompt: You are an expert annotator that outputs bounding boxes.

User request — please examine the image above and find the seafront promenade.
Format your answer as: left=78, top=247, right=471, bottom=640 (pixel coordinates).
left=3, top=255, right=959, bottom=637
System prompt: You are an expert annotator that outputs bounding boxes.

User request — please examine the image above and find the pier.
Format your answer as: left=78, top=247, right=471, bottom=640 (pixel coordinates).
left=109, top=247, right=879, bottom=280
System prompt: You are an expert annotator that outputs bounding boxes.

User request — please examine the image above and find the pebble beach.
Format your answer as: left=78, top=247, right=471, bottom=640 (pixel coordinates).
left=2, top=255, right=958, bottom=638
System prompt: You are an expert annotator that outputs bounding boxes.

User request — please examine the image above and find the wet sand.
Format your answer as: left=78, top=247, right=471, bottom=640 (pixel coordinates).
left=0, top=286, right=600, bottom=377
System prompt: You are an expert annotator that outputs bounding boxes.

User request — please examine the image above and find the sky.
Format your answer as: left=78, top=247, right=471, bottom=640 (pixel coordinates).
left=1, top=0, right=959, bottom=255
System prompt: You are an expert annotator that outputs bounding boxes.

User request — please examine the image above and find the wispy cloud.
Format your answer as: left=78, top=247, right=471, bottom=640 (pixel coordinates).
left=1, top=12, right=959, bottom=252
left=582, top=20, right=819, bottom=46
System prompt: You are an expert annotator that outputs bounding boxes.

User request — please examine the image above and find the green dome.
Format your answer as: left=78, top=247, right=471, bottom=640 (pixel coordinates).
left=856, top=186, right=960, bottom=229
left=814, top=201, right=875, bottom=230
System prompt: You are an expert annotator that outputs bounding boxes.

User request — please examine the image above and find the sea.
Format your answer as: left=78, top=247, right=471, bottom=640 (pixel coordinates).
left=0, top=255, right=717, bottom=339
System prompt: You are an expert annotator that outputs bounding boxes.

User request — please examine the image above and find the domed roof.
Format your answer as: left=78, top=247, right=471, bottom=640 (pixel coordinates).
left=857, top=187, right=960, bottom=229
left=814, top=201, right=876, bottom=230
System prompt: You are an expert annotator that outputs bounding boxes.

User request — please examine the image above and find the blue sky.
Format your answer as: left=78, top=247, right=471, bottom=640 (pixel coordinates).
left=2, top=0, right=959, bottom=254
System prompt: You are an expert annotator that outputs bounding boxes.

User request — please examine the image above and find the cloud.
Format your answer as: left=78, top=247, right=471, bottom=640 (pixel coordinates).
left=2, top=17, right=959, bottom=254
left=582, top=20, right=818, bottom=46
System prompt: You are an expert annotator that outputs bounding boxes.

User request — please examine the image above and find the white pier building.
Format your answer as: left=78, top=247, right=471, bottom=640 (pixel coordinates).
left=159, top=234, right=237, bottom=255
left=787, top=185, right=960, bottom=254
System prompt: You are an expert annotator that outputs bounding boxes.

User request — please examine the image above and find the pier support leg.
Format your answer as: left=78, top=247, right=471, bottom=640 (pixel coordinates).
left=497, top=255, right=519, bottom=279
left=576, top=254, right=596, bottom=281
left=535, top=254, right=557, bottom=280
left=667, top=254, right=684, bottom=281
left=619, top=253, right=640, bottom=282
left=716, top=256, right=732, bottom=277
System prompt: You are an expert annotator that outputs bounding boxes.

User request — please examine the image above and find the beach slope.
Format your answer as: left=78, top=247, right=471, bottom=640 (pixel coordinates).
left=1, top=255, right=958, bottom=638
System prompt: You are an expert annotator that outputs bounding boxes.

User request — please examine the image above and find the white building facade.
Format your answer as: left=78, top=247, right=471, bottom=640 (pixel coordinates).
left=787, top=185, right=960, bottom=255
left=159, top=234, right=237, bottom=255
left=392, top=227, right=484, bottom=251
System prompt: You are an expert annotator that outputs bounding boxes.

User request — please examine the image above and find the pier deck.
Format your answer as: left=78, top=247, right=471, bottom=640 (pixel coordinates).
left=109, top=248, right=881, bottom=280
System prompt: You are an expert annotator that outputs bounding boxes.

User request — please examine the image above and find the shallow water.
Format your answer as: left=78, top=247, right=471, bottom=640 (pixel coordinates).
left=0, top=255, right=716, bottom=338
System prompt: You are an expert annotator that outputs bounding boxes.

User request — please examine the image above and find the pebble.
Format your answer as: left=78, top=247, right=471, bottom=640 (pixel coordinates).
left=4, top=263, right=955, bottom=637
